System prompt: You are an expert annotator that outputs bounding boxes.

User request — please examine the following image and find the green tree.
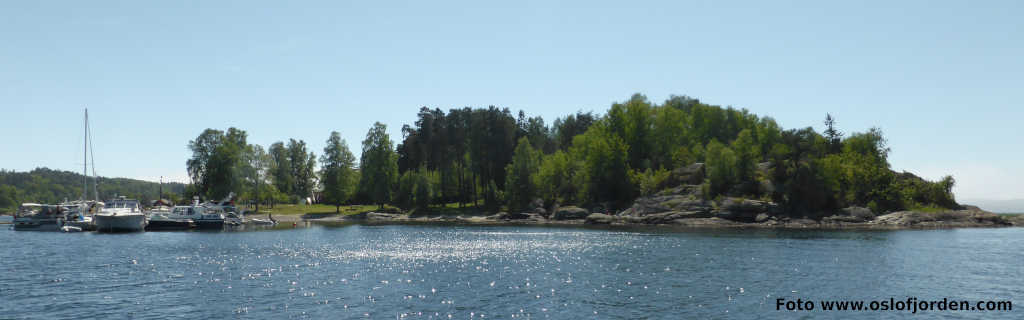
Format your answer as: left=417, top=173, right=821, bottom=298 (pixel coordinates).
left=413, top=167, right=434, bottom=210
left=630, top=168, right=671, bottom=197
left=242, top=144, right=269, bottom=210
left=186, top=128, right=249, bottom=200
left=505, top=137, right=541, bottom=212
left=320, top=131, right=357, bottom=213
left=552, top=111, right=596, bottom=151
left=533, top=150, right=581, bottom=208
left=395, top=171, right=416, bottom=210
left=358, top=122, right=398, bottom=208
left=705, top=140, right=738, bottom=197
left=287, top=139, right=316, bottom=200
left=571, top=123, right=632, bottom=209
left=823, top=113, right=843, bottom=154
left=186, top=128, right=224, bottom=197
left=268, top=142, right=294, bottom=196
left=0, top=184, right=18, bottom=210
left=730, top=129, right=760, bottom=194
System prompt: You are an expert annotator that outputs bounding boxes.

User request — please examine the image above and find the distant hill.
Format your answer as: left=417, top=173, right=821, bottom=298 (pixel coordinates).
left=959, top=199, right=1024, bottom=213
left=0, top=167, right=186, bottom=210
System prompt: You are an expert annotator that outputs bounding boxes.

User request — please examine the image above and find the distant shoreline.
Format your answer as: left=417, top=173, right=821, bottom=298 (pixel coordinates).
left=275, top=208, right=1023, bottom=231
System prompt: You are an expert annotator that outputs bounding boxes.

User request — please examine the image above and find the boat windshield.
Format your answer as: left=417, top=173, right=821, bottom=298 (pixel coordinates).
left=105, top=201, right=140, bottom=209
left=172, top=207, right=194, bottom=215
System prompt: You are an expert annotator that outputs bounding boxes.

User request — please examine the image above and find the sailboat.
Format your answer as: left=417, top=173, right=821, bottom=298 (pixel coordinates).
left=87, top=109, right=146, bottom=232
left=13, top=109, right=99, bottom=231
left=63, top=108, right=102, bottom=231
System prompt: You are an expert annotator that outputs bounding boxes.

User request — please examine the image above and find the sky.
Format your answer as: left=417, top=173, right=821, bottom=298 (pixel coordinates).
left=1, top=1, right=1022, bottom=208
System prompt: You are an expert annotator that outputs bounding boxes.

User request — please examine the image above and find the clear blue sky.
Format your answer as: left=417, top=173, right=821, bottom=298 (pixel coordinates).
left=1, top=0, right=1022, bottom=204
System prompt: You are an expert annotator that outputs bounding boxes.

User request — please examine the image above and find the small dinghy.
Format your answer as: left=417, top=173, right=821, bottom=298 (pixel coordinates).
left=61, top=226, right=83, bottom=233
left=250, top=218, right=277, bottom=226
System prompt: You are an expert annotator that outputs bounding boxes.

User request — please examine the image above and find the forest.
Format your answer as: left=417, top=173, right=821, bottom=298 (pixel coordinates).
left=0, top=168, right=186, bottom=211
left=180, top=93, right=958, bottom=217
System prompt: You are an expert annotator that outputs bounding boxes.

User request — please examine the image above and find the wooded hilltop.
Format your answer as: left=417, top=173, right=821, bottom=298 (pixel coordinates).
left=180, top=93, right=960, bottom=220
left=0, top=168, right=186, bottom=210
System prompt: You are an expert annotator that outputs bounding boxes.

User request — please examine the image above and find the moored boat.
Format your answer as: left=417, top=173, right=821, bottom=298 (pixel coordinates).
left=12, top=203, right=65, bottom=231
left=194, top=205, right=226, bottom=230
left=61, top=200, right=100, bottom=231
left=145, top=205, right=194, bottom=231
left=94, top=197, right=146, bottom=232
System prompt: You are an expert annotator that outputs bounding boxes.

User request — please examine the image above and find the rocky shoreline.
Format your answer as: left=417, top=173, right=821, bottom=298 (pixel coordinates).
left=315, top=207, right=1019, bottom=230
left=291, top=184, right=1022, bottom=230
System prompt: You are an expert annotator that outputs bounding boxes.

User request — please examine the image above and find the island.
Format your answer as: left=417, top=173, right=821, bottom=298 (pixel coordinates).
left=3, top=94, right=1021, bottom=229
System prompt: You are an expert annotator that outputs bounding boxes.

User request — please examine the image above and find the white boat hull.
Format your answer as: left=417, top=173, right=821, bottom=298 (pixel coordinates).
left=64, top=217, right=96, bottom=231
left=94, top=214, right=146, bottom=232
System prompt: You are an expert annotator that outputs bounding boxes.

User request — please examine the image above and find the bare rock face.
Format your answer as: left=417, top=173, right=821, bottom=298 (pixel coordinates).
left=756, top=162, right=774, bottom=175
left=553, top=206, right=590, bottom=220
left=1009, top=215, right=1024, bottom=226
left=496, top=212, right=533, bottom=220
left=528, top=198, right=547, bottom=216
left=872, top=209, right=1012, bottom=227
left=619, top=185, right=711, bottom=218
left=366, top=212, right=403, bottom=220
left=584, top=213, right=616, bottom=224
left=822, top=215, right=867, bottom=223
left=623, top=211, right=715, bottom=224
left=670, top=217, right=744, bottom=227
left=714, top=198, right=778, bottom=222
left=667, top=163, right=705, bottom=186
left=755, top=213, right=771, bottom=223
left=840, top=206, right=875, bottom=221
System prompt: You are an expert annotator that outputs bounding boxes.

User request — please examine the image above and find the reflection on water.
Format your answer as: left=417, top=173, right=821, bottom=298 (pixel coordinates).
left=0, top=224, right=1020, bottom=319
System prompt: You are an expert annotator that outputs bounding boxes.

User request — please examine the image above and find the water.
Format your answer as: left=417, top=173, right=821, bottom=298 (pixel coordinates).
left=1, top=224, right=1020, bottom=319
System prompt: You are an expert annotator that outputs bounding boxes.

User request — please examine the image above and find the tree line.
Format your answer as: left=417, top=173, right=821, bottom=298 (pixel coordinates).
left=0, top=167, right=187, bottom=211
left=181, top=93, right=959, bottom=217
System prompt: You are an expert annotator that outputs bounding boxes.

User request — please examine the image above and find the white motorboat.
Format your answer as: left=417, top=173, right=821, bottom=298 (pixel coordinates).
left=12, top=203, right=65, bottom=231
left=153, top=197, right=226, bottom=230
left=94, top=197, right=146, bottom=232
left=145, top=205, right=194, bottom=230
left=195, top=205, right=226, bottom=230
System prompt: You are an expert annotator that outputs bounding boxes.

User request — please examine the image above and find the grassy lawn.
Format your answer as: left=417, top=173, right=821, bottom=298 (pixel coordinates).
left=246, top=204, right=398, bottom=216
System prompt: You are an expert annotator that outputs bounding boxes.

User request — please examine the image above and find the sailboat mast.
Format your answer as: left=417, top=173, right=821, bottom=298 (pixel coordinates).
left=83, top=108, right=88, bottom=201
left=87, top=109, right=98, bottom=201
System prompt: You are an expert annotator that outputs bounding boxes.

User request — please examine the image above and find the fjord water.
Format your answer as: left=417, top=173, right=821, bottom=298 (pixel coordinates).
left=1, top=225, right=1020, bottom=319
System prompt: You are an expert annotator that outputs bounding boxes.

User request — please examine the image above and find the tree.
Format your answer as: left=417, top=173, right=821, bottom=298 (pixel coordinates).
left=320, top=131, right=357, bottom=213
left=358, top=122, right=398, bottom=208
left=705, top=140, right=738, bottom=197
left=505, top=137, right=541, bottom=212
left=243, top=144, right=269, bottom=210
left=823, top=114, right=843, bottom=154
left=413, top=168, right=434, bottom=210
left=186, top=128, right=249, bottom=200
left=268, top=142, right=294, bottom=197
left=533, top=150, right=581, bottom=208
left=571, top=122, right=633, bottom=209
left=552, top=111, right=596, bottom=151
left=730, top=129, right=760, bottom=194
left=186, top=129, right=224, bottom=197
left=287, top=139, right=316, bottom=200
left=0, top=184, right=18, bottom=210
